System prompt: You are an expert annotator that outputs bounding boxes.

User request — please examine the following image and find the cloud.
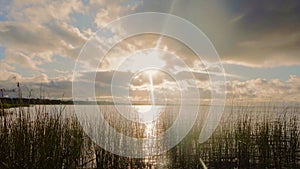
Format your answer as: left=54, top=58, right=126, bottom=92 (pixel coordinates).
left=1, top=0, right=299, bottom=102
left=4, top=49, right=42, bottom=71
left=98, top=33, right=215, bottom=72
left=0, top=61, right=20, bottom=81
left=93, top=0, right=140, bottom=27
left=0, top=21, right=86, bottom=57
left=0, top=0, right=89, bottom=83
left=132, top=0, right=300, bottom=68
left=76, top=69, right=214, bottom=102
left=221, top=0, right=300, bottom=67
left=0, top=72, right=73, bottom=99
left=0, top=21, right=87, bottom=76
left=226, top=75, right=300, bottom=101
left=0, top=0, right=143, bottom=100
left=223, top=25, right=300, bottom=67
left=9, top=0, right=85, bottom=23
left=3, top=68, right=298, bottom=103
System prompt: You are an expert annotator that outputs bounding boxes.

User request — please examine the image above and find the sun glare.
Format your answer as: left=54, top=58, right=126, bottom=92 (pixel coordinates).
left=117, top=50, right=166, bottom=72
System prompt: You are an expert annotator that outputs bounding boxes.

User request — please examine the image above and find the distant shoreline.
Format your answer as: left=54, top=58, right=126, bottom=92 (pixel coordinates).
left=0, top=98, right=164, bottom=109
left=2, top=98, right=298, bottom=109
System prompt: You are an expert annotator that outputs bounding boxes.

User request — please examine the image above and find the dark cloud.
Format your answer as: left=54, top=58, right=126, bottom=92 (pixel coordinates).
left=221, top=0, right=300, bottom=67
left=176, top=71, right=209, bottom=82
left=136, top=0, right=300, bottom=67
left=223, top=0, right=300, bottom=31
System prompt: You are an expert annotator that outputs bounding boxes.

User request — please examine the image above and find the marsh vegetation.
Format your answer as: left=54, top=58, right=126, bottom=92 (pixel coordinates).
left=0, top=103, right=299, bottom=168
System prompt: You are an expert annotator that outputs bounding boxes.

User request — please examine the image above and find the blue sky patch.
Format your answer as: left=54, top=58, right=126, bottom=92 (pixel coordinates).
left=0, top=46, right=5, bottom=60
left=70, top=12, right=96, bottom=31
left=40, top=55, right=75, bottom=78
left=0, top=0, right=10, bottom=21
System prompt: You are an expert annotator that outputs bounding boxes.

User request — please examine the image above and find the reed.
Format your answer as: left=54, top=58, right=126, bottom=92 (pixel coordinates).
left=0, top=106, right=84, bottom=169
left=0, top=103, right=299, bottom=168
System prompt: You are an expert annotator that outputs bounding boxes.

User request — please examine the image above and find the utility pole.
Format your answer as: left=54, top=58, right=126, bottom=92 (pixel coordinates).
left=17, top=82, right=22, bottom=99
left=0, top=89, right=3, bottom=98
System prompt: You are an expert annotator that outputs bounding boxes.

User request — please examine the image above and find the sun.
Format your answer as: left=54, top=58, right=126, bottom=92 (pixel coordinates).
left=143, top=69, right=159, bottom=78
left=115, top=49, right=166, bottom=73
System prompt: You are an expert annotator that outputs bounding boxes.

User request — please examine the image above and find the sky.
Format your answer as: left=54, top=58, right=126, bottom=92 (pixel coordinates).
left=0, top=0, right=300, bottom=103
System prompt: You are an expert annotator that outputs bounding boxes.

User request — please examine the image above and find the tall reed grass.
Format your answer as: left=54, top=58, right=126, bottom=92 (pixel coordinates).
left=0, top=106, right=84, bottom=169
left=175, top=104, right=300, bottom=169
left=0, top=104, right=299, bottom=168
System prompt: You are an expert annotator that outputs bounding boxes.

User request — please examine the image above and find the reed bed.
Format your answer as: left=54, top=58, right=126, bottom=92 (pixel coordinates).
left=0, top=104, right=299, bottom=168
left=168, top=104, right=300, bottom=169
left=0, top=106, right=85, bottom=169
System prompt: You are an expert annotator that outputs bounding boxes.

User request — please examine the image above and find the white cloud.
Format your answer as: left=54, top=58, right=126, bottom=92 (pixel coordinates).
left=0, top=21, right=87, bottom=76
left=0, top=0, right=90, bottom=82
left=9, top=0, right=85, bottom=23
left=93, top=0, right=140, bottom=28
left=0, top=21, right=86, bottom=57
left=226, top=75, right=300, bottom=101
left=4, top=49, right=42, bottom=71
left=0, top=62, right=20, bottom=81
